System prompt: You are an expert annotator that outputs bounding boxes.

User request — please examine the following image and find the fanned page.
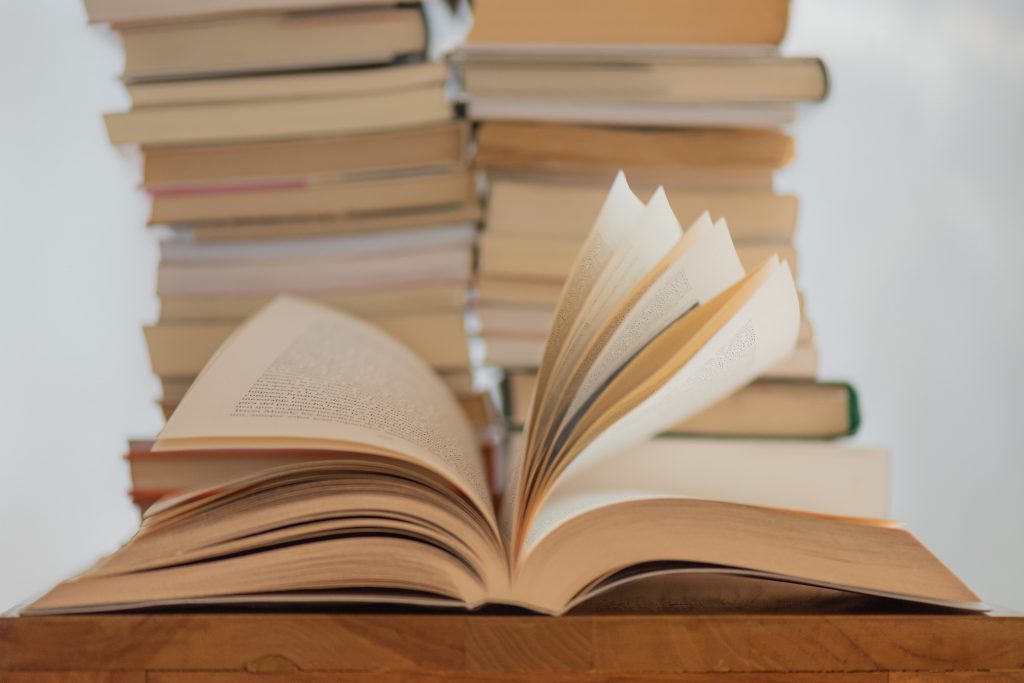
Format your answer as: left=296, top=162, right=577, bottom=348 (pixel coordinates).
left=156, top=296, right=496, bottom=531
left=523, top=260, right=803, bottom=548
left=508, top=170, right=800, bottom=550
left=556, top=258, right=800, bottom=491
left=532, top=189, right=684, bottom=465
left=543, top=215, right=745, bottom=462
left=504, top=172, right=643, bottom=540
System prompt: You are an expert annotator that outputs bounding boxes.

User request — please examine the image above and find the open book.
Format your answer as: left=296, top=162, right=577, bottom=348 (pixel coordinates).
left=27, top=174, right=983, bottom=615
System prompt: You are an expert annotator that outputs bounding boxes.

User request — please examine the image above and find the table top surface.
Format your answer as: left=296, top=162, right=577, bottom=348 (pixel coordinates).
left=3, top=606, right=1023, bottom=680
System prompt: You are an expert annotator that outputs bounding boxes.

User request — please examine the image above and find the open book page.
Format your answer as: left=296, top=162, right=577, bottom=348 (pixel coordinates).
left=505, top=172, right=644, bottom=540
left=519, top=434, right=894, bottom=556
left=523, top=259, right=800, bottom=547
left=512, top=498, right=984, bottom=615
left=525, top=173, right=643, bottom=415
left=549, top=217, right=745, bottom=457
left=533, top=189, right=685, bottom=462
left=155, top=296, right=496, bottom=531
left=548, top=189, right=683, bottom=391
left=29, top=534, right=490, bottom=614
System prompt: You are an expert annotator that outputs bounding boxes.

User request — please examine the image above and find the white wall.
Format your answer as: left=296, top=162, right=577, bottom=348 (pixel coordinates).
left=782, top=0, right=1024, bottom=610
left=0, top=0, right=163, bottom=609
left=1, top=0, right=1022, bottom=611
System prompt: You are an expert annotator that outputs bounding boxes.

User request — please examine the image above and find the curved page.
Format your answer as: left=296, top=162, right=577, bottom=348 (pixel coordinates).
left=155, top=296, right=495, bottom=530
left=509, top=172, right=643, bottom=537
left=525, top=260, right=800, bottom=546
left=555, top=217, right=745, bottom=450
left=532, top=188, right=685, bottom=472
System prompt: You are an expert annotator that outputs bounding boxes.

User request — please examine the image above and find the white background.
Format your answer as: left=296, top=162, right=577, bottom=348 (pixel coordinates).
left=1, top=0, right=1022, bottom=611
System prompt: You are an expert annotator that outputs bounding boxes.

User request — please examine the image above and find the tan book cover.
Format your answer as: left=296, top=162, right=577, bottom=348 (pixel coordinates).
left=485, top=177, right=798, bottom=243
left=120, top=7, right=426, bottom=82
left=156, top=244, right=474, bottom=297
left=467, top=0, right=791, bottom=46
left=160, top=283, right=469, bottom=323
left=479, top=232, right=799, bottom=282
left=145, top=310, right=474, bottom=376
left=460, top=55, right=827, bottom=105
left=148, top=168, right=475, bottom=224
left=182, top=204, right=482, bottom=242
left=476, top=123, right=795, bottom=175
left=129, top=61, right=446, bottom=108
left=144, top=121, right=466, bottom=190
left=106, top=86, right=452, bottom=147
left=85, top=0, right=406, bottom=24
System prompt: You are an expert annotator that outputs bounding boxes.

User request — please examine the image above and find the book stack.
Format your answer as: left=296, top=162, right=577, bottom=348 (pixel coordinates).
left=453, top=0, right=860, bottom=445
left=33, top=0, right=982, bottom=618
left=85, top=0, right=497, bottom=507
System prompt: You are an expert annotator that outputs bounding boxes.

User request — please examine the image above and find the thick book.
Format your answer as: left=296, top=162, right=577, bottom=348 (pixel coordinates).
left=507, top=373, right=859, bottom=439
left=155, top=223, right=475, bottom=297
left=143, top=120, right=465, bottom=192
left=157, top=243, right=473, bottom=296
left=178, top=204, right=482, bottom=242
left=465, top=98, right=797, bottom=129
left=119, top=7, right=426, bottom=82
left=106, top=85, right=452, bottom=147
left=476, top=123, right=794, bottom=183
left=27, top=174, right=982, bottom=615
left=84, top=0, right=406, bottom=24
left=159, top=282, right=469, bottom=322
left=476, top=275, right=565, bottom=308
left=145, top=309, right=474, bottom=376
left=160, top=223, right=478, bottom=265
left=485, top=178, right=798, bottom=243
left=128, top=61, right=446, bottom=108
left=479, top=231, right=799, bottom=282
left=457, top=52, right=828, bottom=105
left=466, top=0, right=791, bottom=46
left=148, top=167, right=475, bottom=224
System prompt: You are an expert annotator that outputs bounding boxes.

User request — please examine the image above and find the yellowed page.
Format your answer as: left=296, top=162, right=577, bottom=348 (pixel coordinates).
left=569, top=260, right=799, bottom=474
left=514, top=499, right=982, bottom=615
left=155, top=296, right=495, bottom=530
left=535, top=210, right=718, bottom=461
left=561, top=217, right=745, bottom=433
left=525, top=260, right=800, bottom=548
left=525, top=172, right=643, bottom=422
left=507, top=172, right=643, bottom=537
left=547, top=188, right=684, bottom=403
left=524, top=435, right=892, bottom=551
left=530, top=188, right=686, bottom=469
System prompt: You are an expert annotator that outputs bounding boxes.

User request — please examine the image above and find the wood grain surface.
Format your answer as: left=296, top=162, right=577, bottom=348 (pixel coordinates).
left=2, top=611, right=1023, bottom=681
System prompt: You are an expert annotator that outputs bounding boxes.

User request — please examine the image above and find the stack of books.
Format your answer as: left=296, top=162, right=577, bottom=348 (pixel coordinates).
left=85, top=0, right=496, bottom=508
left=28, top=2, right=982, bottom=612
left=453, top=0, right=860, bottom=446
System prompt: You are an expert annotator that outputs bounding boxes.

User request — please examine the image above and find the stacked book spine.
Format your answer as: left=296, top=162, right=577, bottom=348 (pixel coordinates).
left=85, top=0, right=497, bottom=508
left=453, top=0, right=871, bottom=483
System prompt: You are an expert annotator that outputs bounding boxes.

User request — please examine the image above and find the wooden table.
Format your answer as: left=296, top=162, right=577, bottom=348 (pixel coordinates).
left=2, top=607, right=1023, bottom=681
